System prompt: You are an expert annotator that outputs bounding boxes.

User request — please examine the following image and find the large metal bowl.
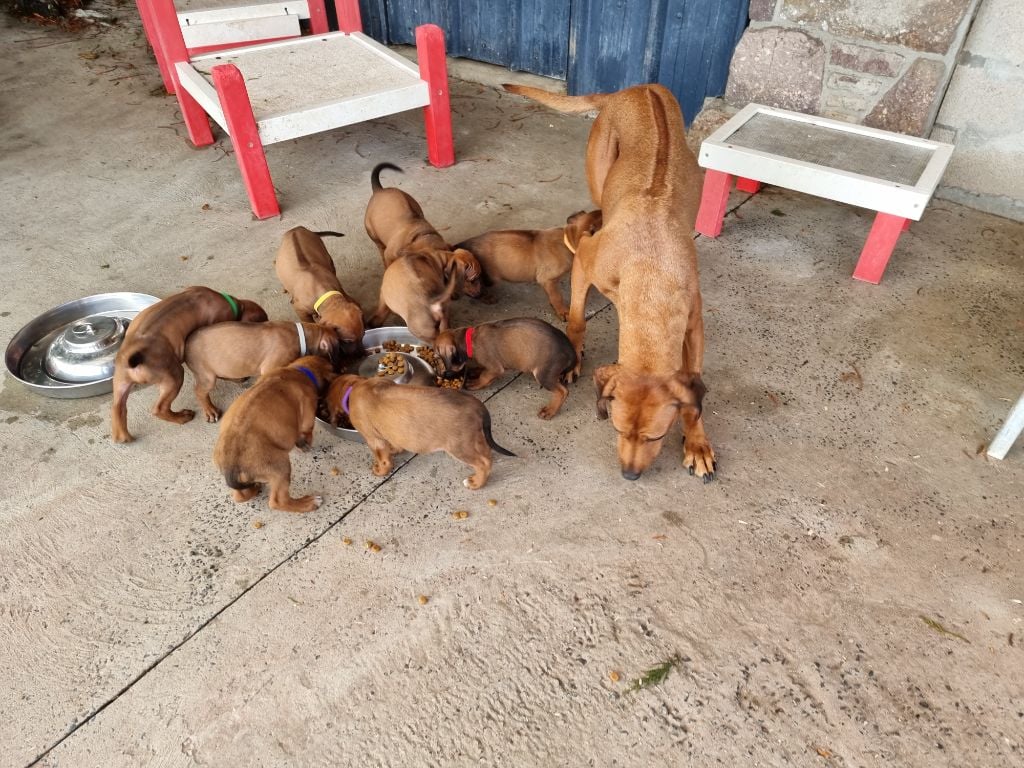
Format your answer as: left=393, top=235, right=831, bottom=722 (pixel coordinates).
left=316, top=326, right=457, bottom=443
left=5, top=292, right=159, bottom=399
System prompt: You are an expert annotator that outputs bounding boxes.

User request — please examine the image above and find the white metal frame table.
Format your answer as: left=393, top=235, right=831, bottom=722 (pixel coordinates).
left=695, top=103, right=954, bottom=284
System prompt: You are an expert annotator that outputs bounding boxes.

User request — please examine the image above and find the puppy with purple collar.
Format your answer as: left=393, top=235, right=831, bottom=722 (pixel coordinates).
left=213, top=356, right=336, bottom=513
left=435, top=318, right=577, bottom=419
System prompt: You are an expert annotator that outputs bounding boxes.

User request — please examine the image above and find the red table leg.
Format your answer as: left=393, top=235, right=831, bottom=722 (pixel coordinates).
left=852, top=212, right=908, bottom=284
left=334, top=0, right=362, bottom=33
left=135, top=0, right=175, bottom=94
left=212, top=64, right=280, bottom=219
left=416, top=24, right=455, bottom=168
left=695, top=170, right=733, bottom=237
left=307, top=0, right=328, bottom=34
left=736, top=177, right=761, bottom=193
left=150, top=0, right=213, bottom=146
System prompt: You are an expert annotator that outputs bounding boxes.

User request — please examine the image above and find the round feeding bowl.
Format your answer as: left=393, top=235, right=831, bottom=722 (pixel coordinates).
left=316, top=326, right=458, bottom=443
left=5, top=292, right=159, bottom=399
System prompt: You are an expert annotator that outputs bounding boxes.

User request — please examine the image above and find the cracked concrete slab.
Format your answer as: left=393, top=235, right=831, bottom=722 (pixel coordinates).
left=1, top=7, right=1022, bottom=768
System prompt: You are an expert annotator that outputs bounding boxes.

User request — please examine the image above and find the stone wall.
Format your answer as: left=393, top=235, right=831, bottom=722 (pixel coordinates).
left=930, top=0, right=1024, bottom=221
left=720, top=0, right=982, bottom=137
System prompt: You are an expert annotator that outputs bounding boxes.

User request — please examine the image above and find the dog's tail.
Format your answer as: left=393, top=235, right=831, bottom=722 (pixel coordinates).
left=502, top=84, right=610, bottom=114
left=428, top=269, right=460, bottom=317
left=370, top=162, right=403, bottom=192
left=313, top=231, right=345, bottom=238
left=482, top=409, right=516, bottom=457
left=224, top=467, right=257, bottom=490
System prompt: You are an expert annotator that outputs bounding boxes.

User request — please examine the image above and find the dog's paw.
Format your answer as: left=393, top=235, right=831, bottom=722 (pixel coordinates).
left=683, top=440, right=717, bottom=483
left=204, top=410, right=220, bottom=423
left=538, top=405, right=557, bottom=420
left=312, top=495, right=323, bottom=509
left=372, top=461, right=391, bottom=477
left=111, top=432, right=135, bottom=444
left=463, top=476, right=485, bottom=490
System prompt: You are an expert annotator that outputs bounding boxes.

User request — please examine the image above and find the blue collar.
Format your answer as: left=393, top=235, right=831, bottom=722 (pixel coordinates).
left=296, top=366, right=319, bottom=390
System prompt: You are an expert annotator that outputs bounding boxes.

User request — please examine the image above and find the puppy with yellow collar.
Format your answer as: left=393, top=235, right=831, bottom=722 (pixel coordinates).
left=274, top=226, right=364, bottom=355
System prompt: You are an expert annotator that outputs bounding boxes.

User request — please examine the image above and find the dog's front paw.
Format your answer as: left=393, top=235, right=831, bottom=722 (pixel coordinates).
left=683, top=440, right=717, bottom=483
left=463, top=475, right=485, bottom=490
left=204, top=409, right=221, bottom=423
left=372, top=461, right=391, bottom=477
left=538, top=405, right=557, bottom=420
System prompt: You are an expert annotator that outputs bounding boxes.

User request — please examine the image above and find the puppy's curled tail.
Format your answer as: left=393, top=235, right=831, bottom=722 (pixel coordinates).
left=482, top=410, right=516, bottom=457
left=502, top=84, right=609, bottom=114
left=313, top=231, right=345, bottom=238
left=370, top=162, right=403, bottom=191
left=224, top=468, right=257, bottom=490
left=429, top=269, right=460, bottom=317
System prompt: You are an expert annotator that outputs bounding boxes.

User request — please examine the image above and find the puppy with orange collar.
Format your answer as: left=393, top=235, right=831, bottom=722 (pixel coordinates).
left=184, top=320, right=342, bottom=422
left=325, top=374, right=515, bottom=490
left=456, top=210, right=602, bottom=319
left=435, top=318, right=577, bottom=419
left=213, top=356, right=336, bottom=513
left=274, top=226, right=364, bottom=355
left=111, top=286, right=268, bottom=443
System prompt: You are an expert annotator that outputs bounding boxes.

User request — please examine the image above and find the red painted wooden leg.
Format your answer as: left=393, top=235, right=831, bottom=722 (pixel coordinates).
left=736, top=177, right=761, bottom=193
left=135, top=0, right=175, bottom=94
left=852, top=212, right=907, bottom=284
left=902, top=219, right=911, bottom=231
left=334, top=0, right=363, bottom=32
left=212, top=64, right=280, bottom=219
left=416, top=24, right=455, bottom=168
left=307, top=0, right=328, bottom=33
left=150, top=0, right=213, bottom=145
left=695, top=170, right=733, bottom=237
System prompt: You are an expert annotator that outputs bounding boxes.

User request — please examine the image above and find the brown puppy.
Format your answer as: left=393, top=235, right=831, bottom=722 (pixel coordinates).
left=110, top=286, right=268, bottom=443
left=504, top=83, right=715, bottom=482
left=456, top=209, right=603, bottom=319
left=435, top=318, right=577, bottom=419
left=274, top=226, right=364, bottom=354
left=325, top=374, right=515, bottom=490
left=184, top=320, right=342, bottom=422
left=363, top=162, right=483, bottom=342
left=213, top=356, right=336, bottom=513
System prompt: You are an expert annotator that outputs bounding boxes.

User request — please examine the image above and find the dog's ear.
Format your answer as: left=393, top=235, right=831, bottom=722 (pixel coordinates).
left=667, top=372, right=706, bottom=415
left=593, top=364, right=620, bottom=420
left=319, top=329, right=343, bottom=371
left=452, top=249, right=481, bottom=282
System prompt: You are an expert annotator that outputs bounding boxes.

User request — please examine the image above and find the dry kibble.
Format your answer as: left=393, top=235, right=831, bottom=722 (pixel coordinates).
left=365, top=540, right=381, bottom=552
left=252, top=520, right=265, bottom=529
left=417, top=595, right=429, bottom=605
left=330, top=466, right=341, bottom=476
left=609, top=670, right=621, bottom=683
left=452, top=510, right=469, bottom=520
left=487, top=499, right=498, bottom=507
left=342, top=537, right=352, bottom=546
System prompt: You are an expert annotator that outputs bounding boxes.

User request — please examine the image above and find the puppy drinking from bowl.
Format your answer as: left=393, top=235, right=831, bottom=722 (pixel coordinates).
left=214, top=356, right=336, bottom=513
left=325, top=374, right=515, bottom=490
left=435, top=318, right=576, bottom=419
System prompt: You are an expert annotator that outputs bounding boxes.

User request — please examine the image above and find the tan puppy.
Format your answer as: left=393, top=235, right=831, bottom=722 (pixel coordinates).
left=184, top=320, right=342, bottom=422
left=274, top=226, right=364, bottom=354
left=110, top=286, right=268, bottom=443
left=435, top=318, right=577, bottom=419
left=325, top=374, right=515, bottom=489
left=504, top=83, right=715, bottom=482
left=213, top=356, right=336, bottom=513
left=456, top=209, right=603, bottom=319
left=363, top=162, right=482, bottom=342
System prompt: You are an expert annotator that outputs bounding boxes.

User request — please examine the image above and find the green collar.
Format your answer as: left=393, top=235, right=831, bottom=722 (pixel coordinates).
left=219, top=291, right=240, bottom=320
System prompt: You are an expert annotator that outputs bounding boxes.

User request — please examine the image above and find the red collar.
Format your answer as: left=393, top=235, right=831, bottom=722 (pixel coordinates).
left=464, top=326, right=475, bottom=358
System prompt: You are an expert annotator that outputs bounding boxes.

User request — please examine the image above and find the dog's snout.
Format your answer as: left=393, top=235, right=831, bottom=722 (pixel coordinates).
left=621, top=467, right=641, bottom=481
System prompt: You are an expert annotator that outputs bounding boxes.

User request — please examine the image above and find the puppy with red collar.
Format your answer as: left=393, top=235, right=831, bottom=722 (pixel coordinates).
left=213, top=356, right=336, bottom=513
left=434, top=318, right=577, bottom=419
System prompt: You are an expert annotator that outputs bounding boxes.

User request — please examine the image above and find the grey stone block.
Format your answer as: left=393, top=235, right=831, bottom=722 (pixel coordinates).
left=749, top=0, right=777, bottom=22
left=782, top=0, right=974, bottom=54
left=826, top=71, right=884, bottom=96
left=725, top=26, right=825, bottom=114
left=829, top=41, right=906, bottom=77
left=864, top=57, right=946, bottom=136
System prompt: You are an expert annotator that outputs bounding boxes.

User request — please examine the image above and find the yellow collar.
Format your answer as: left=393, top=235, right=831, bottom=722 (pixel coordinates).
left=562, top=231, right=576, bottom=255
left=313, top=290, right=341, bottom=313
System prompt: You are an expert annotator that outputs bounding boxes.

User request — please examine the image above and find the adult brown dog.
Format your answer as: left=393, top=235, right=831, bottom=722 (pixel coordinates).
left=274, top=226, right=364, bottom=355
left=184, top=320, right=342, bottom=422
left=504, top=83, right=715, bottom=482
left=110, top=286, right=268, bottom=443
left=213, top=356, right=335, bottom=513
left=325, top=374, right=515, bottom=489
left=435, top=318, right=577, bottom=419
left=363, top=162, right=482, bottom=342
left=455, top=209, right=602, bottom=319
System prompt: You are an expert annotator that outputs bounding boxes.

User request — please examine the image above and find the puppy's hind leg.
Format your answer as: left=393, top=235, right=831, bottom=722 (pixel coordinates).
left=191, top=368, right=221, bottom=422
left=365, top=435, right=395, bottom=477
left=540, top=278, right=569, bottom=321
left=152, top=366, right=194, bottom=424
left=110, top=369, right=136, bottom=443
left=452, top=437, right=492, bottom=490
left=266, top=459, right=321, bottom=513
left=231, top=484, right=262, bottom=502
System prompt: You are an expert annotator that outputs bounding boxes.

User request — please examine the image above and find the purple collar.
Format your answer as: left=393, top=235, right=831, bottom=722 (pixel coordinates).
left=296, top=366, right=319, bottom=390
left=341, top=385, right=353, bottom=415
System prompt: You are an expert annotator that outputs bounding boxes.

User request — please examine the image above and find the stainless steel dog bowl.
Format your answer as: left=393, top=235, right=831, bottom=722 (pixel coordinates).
left=316, top=326, right=451, bottom=443
left=5, top=292, right=159, bottom=398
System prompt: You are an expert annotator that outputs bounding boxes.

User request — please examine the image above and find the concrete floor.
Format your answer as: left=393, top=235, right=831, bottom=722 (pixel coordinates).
left=1, top=9, right=1022, bottom=768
